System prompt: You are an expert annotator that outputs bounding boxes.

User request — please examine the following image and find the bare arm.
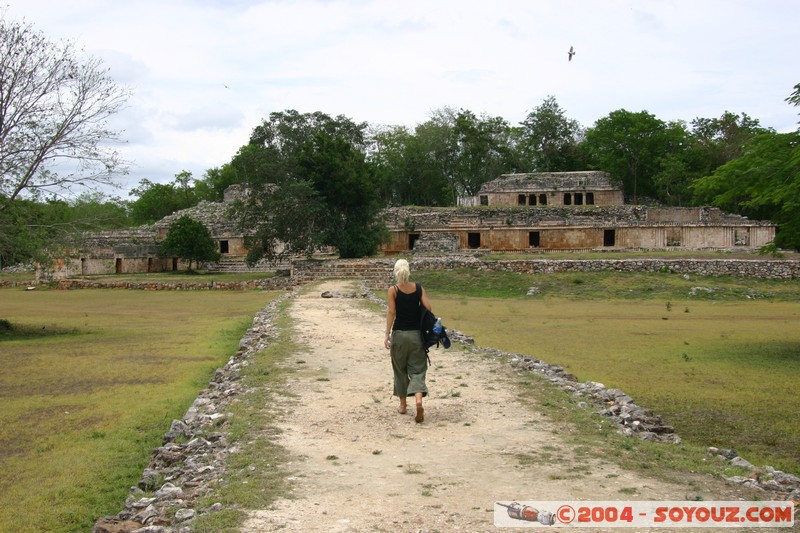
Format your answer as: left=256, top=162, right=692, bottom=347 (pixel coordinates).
left=420, top=286, right=432, bottom=312
left=384, top=286, right=396, bottom=349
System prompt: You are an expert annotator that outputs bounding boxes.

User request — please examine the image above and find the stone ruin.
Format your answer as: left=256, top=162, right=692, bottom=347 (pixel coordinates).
left=41, top=172, right=779, bottom=281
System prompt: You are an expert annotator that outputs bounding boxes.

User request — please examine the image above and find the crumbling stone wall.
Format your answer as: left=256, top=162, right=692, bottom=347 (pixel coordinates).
left=381, top=206, right=776, bottom=253
left=411, top=232, right=460, bottom=253
left=292, top=257, right=800, bottom=288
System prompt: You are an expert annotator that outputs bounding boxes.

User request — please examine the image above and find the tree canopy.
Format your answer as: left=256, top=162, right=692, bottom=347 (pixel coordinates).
left=159, top=215, right=220, bottom=270
left=128, top=171, right=202, bottom=225
left=233, top=110, right=385, bottom=263
left=518, top=95, right=585, bottom=172
left=689, top=83, right=800, bottom=250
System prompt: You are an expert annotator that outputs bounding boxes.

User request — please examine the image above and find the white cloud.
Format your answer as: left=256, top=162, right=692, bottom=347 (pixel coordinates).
left=5, top=0, right=798, bottom=194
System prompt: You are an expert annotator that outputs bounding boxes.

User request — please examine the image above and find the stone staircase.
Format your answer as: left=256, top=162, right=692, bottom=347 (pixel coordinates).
left=204, top=255, right=290, bottom=273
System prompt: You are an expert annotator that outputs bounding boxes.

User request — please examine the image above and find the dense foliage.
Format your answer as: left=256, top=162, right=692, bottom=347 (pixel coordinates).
left=159, top=215, right=220, bottom=270
left=0, top=193, right=128, bottom=268
left=232, top=111, right=386, bottom=263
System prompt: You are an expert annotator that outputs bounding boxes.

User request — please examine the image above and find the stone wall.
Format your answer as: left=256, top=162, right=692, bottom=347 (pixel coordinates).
left=380, top=206, right=776, bottom=253
left=411, top=232, right=460, bottom=253
left=18, top=256, right=799, bottom=293
left=292, top=256, right=800, bottom=288
left=52, top=276, right=297, bottom=291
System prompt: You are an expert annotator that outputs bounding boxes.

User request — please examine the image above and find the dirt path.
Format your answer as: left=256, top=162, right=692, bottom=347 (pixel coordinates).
left=242, top=280, right=739, bottom=532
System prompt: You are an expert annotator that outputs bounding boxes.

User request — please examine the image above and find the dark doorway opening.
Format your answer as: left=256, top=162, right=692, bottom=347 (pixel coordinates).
left=586, top=192, right=595, bottom=205
left=467, top=232, right=481, bottom=249
left=563, top=193, right=572, bottom=205
left=115, top=258, right=122, bottom=274
left=603, top=229, right=616, bottom=247
left=575, top=192, right=583, bottom=205
left=220, top=240, right=229, bottom=254
left=518, top=194, right=526, bottom=205
left=409, top=233, right=420, bottom=250
left=529, top=231, right=540, bottom=248
left=539, top=194, right=547, bottom=205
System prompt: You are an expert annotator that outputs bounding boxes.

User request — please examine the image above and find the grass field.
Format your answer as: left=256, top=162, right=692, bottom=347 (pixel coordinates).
left=1, top=267, right=799, bottom=531
left=0, top=288, right=279, bottom=533
left=413, top=269, right=800, bottom=476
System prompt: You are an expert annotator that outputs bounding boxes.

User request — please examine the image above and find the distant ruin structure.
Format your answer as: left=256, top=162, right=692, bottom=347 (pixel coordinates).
left=382, top=172, right=775, bottom=253
left=458, top=171, right=624, bottom=207
left=40, top=171, right=777, bottom=280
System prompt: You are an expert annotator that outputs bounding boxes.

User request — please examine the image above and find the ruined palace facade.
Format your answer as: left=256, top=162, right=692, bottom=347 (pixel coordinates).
left=381, top=172, right=775, bottom=253
left=41, top=198, right=253, bottom=280
left=41, top=172, right=777, bottom=279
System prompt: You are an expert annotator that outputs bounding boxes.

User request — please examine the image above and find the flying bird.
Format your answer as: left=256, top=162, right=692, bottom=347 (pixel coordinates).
left=568, top=46, right=576, bottom=61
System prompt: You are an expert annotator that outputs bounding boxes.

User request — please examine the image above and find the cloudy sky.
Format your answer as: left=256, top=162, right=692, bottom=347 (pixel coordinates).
left=5, top=0, right=799, bottom=196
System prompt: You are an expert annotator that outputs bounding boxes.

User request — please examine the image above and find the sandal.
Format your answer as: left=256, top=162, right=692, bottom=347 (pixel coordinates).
left=415, top=405, right=424, bottom=423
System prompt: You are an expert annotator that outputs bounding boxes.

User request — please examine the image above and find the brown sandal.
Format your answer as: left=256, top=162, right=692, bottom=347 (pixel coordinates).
left=415, top=405, right=424, bottom=423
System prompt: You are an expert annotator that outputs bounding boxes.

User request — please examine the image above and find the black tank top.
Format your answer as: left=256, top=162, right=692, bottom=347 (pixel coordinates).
left=393, top=283, right=421, bottom=331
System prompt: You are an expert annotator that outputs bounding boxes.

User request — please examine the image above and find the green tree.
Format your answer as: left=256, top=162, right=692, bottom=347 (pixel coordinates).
left=367, top=125, right=413, bottom=206
left=0, top=198, right=47, bottom=267
left=690, top=111, right=772, bottom=175
left=368, top=120, right=454, bottom=207
left=159, top=216, right=220, bottom=270
left=300, top=132, right=385, bottom=258
left=234, top=110, right=385, bottom=263
left=66, top=193, right=129, bottom=228
left=649, top=120, right=697, bottom=206
left=0, top=193, right=129, bottom=268
left=408, top=110, right=459, bottom=205
left=583, top=109, right=672, bottom=202
left=195, top=164, right=241, bottom=201
left=518, top=96, right=585, bottom=172
left=787, top=83, right=800, bottom=125
left=128, top=171, right=200, bottom=225
left=692, top=131, right=800, bottom=249
left=452, top=109, right=517, bottom=196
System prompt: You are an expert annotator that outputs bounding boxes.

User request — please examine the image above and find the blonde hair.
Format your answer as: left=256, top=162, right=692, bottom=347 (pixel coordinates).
left=393, top=259, right=410, bottom=284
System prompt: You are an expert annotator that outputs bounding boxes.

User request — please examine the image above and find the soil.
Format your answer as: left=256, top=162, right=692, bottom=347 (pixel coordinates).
left=242, top=280, right=762, bottom=533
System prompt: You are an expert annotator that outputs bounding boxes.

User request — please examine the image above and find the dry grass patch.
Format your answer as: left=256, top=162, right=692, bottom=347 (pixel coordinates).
left=435, top=296, right=800, bottom=475
left=0, top=288, right=279, bottom=533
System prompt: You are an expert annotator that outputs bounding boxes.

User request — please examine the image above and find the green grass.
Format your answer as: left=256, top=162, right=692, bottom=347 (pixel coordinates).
left=414, top=268, right=800, bottom=301
left=0, top=288, right=280, bottom=533
left=413, top=270, right=800, bottom=476
left=3, top=267, right=799, bottom=531
left=0, top=271, right=36, bottom=283
left=0, top=270, right=280, bottom=284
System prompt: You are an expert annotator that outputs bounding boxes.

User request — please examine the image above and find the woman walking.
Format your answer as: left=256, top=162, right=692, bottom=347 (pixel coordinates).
left=384, top=259, right=431, bottom=423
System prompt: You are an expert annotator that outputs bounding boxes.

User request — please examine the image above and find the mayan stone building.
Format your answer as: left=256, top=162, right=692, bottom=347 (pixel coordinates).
left=381, top=172, right=775, bottom=253
left=41, top=172, right=777, bottom=279
left=458, top=171, right=624, bottom=207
